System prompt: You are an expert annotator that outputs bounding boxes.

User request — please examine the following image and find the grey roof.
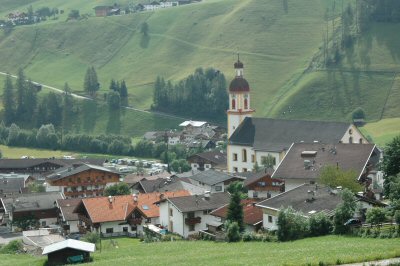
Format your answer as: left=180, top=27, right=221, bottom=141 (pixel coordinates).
left=0, top=158, right=105, bottom=169
left=189, top=170, right=241, bottom=186
left=256, top=184, right=342, bottom=216
left=1, top=192, right=64, bottom=213
left=157, top=180, right=205, bottom=195
left=57, top=198, right=82, bottom=221
left=188, top=151, right=227, bottom=167
left=0, top=173, right=32, bottom=182
left=42, top=239, right=95, bottom=255
left=168, top=192, right=230, bottom=212
left=272, top=143, right=377, bottom=180
left=47, top=164, right=118, bottom=181
left=124, top=172, right=172, bottom=185
left=229, top=117, right=352, bottom=152
left=0, top=178, right=24, bottom=193
left=139, top=178, right=167, bottom=193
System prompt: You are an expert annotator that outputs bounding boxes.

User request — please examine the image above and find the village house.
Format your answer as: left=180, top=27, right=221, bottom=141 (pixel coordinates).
left=56, top=198, right=82, bottom=234
left=243, top=171, right=285, bottom=199
left=0, top=178, right=25, bottom=196
left=188, top=150, right=227, bottom=172
left=271, top=143, right=380, bottom=192
left=74, top=191, right=189, bottom=237
left=210, top=199, right=263, bottom=232
left=0, top=173, right=35, bottom=186
left=0, top=192, right=64, bottom=230
left=0, top=158, right=105, bottom=179
left=131, top=175, right=204, bottom=195
left=226, top=59, right=368, bottom=173
left=159, top=192, right=230, bottom=238
left=256, top=184, right=386, bottom=231
left=188, top=169, right=244, bottom=193
left=45, top=164, right=120, bottom=198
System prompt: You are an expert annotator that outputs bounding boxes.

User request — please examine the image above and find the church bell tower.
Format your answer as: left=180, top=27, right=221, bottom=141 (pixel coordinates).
left=227, top=57, right=255, bottom=138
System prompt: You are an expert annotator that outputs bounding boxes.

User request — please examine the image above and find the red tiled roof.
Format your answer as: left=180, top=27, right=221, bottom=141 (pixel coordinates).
left=80, top=190, right=190, bottom=223
left=210, top=199, right=263, bottom=226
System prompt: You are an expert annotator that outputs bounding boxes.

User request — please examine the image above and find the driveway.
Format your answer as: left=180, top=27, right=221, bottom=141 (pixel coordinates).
left=0, top=232, right=23, bottom=244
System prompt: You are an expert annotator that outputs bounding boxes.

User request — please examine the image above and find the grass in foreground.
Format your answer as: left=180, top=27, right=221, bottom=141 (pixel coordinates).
left=1, top=236, right=399, bottom=266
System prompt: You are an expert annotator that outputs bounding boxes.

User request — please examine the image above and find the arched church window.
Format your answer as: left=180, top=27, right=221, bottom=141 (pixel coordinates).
left=349, top=137, right=353, bottom=143
left=232, top=99, right=236, bottom=110
left=359, top=138, right=363, bottom=144
left=244, top=98, right=248, bottom=109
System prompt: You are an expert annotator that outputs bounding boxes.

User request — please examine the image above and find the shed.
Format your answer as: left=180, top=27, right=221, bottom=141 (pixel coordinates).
left=42, top=239, right=95, bottom=266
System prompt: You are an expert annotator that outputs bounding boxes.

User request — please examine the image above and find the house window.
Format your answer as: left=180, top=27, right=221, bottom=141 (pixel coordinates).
left=242, top=149, right=247, bottom=162
left=232, top=99, right=236, bottom=110
left=349, top=129, right=353, bottom=134
left=145, top=218, right=151, bottom=223
left=123, top=227, right=128, bottom=232
left=187, top=212, right=195, bottom=218
left=106, top=228, right=113, bottom=234
left=258, top=182, right=266, bottom=187
left=251, top=155, right=255, bottom=163
left=243, top=168, right=248, bottom=172
left=215, top=185, right=222, bottom=191
left=268, top=215, right=273, bottom=223
left=267, top=192, right=272, bottom=198
left=41, top=221, right=46, bottom=227
left=169, top=208, right=173, bottom=217
left=349, top=137, right=353, bottom=143
left=77, top=177, right=81, bottom=183
left=203, top=210, right=209, bottom=215
left=233, top=167, right=238, bottom=172
left=253, top=191, right=258, bottom=198
left=189, top=224, right=195, bottom=231
left=233, top=153, right=238, bottom=161
left=131, top=226, right=137, bottom=231
left=359, top=138, right=363, bottom=144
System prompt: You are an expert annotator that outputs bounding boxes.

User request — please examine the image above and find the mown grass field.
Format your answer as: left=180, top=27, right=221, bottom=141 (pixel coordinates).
left=362, top=117, right=400, bottom=147
left=1, top=236, right=400, bottom=266
left=1, top=0, right=399, bottom=139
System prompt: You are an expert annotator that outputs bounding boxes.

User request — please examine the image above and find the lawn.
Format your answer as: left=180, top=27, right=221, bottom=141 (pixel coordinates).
left=361, top=117, right=400, bottom=147
left=1, top=236, right=399, bottom=266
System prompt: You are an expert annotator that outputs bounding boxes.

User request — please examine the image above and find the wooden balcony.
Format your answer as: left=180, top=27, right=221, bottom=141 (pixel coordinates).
left=128, top=217, right=142, bottom=225
left=78, top=214, right=92, bottom=226
left=185, top=217, right=201, bottom=225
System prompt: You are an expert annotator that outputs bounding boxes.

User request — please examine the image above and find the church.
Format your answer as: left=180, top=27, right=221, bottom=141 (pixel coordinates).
left=226, top=59, right=368, bottom=173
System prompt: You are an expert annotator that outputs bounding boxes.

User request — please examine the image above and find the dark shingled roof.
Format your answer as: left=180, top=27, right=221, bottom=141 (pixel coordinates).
left=168, top=192, right=230, bottom=212
left=188, top=151, right=227, bottom=167
left=189, top=170, right=241, bottom=186
left=229, top=117, right=352, bottom=152
left=0, top=158, right=105, bottom=169
left=57, top=198, right=82, bottom=221
left=0, top=178, right=24, bottom=193
left=1, top=192, right=64, bottom=213
left=47, top=164, right=118, bottom=181
left=272, top=143, right=377, bottom=180
left=256, top=184, right=342, bottom=216
left=229, top=77, right=250, bottom=92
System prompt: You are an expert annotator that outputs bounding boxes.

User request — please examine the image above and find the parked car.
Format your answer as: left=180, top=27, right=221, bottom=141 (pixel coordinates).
left=344, top=218, right=362, bottom=227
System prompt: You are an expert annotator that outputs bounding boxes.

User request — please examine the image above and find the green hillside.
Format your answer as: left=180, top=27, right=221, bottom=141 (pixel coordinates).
left=0, top=0, right=400, bottom=139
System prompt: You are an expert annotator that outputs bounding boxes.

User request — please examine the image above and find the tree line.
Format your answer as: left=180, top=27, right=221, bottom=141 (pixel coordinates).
left=152, top=67, right=228, bottom=121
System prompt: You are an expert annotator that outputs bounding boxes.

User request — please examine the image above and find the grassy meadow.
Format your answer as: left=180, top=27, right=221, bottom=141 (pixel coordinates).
left=0, top=0, right=399, bottom=140
left=1, top=236, right=399, bottom=266
left=362, top=117, right=400, bottom=147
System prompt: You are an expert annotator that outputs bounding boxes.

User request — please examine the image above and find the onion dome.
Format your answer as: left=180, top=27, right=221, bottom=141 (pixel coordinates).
left=229, top=77, right=250, bottom=92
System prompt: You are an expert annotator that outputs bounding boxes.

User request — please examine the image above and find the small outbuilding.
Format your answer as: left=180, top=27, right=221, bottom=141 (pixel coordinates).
left=42, top=239, right=95, bottom=266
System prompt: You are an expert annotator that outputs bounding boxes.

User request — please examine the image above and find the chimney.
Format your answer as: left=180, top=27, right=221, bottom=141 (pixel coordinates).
left=132, top=194, right=138, bottom=203
left=108, top=195, right=113, bottom=203
left=204, top=191, right=211, bottom=199
left=306, top=190, right=315, bottom=202
left=159, top=193, right=165, bottom=201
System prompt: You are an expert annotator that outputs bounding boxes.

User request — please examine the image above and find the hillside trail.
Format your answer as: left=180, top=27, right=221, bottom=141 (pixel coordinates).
left=0, top=71, right=188, bottom=121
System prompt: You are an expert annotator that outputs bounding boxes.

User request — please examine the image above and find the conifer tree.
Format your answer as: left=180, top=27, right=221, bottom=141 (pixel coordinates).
left=62, top=83, right=74, bottom=133
left=226, top=192, right=244, bottom=232
left=2, top=74, right=15, bottom=125
left=15, top=68, right=27, bottom=122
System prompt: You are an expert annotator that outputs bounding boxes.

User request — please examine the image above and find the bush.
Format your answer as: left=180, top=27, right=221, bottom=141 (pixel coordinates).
left=226, top=222, right=240, bottom=242
left=309, top=213, right=332, bottom=236
left=0, top=240, right=23, bottom=254
left=82, top=232, right=100, bottom=245
left=277, top=207, right=309, bottom=241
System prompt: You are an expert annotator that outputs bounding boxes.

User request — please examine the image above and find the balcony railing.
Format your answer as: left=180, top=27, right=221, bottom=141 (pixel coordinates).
left=128, top=217, right=143, bottom=225
left=78, top=214, right=92, bottom=226
left=185, top=217, right=201, bottom=225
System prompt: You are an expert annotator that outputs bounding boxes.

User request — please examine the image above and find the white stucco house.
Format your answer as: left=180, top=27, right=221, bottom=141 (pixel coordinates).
left=159, top=192, right=230, bottom=238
